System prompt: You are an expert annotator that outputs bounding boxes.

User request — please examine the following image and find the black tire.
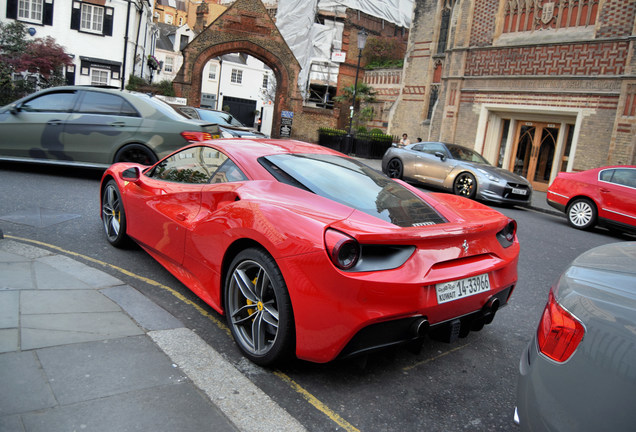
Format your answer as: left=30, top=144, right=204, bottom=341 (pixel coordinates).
left=386, top=158, right=403, bottom=179
left=567, top=198, right=597, bottom=230
left=224, top=248, right=295, bottom=366
left=114, top=144, right=158, bottom=165
left=453, top=172, right=477, bottom=199
left=101, top=180, right=130, bottom=248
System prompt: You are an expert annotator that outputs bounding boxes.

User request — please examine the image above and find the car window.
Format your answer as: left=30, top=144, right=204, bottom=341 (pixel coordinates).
left=140, top=94, right=191, bottom=120
left=147, top=146, right=247, bottom=184
left=447, top=144, right=489, bottom=164
left=178, top=107, right=200, bottom=119
left=260, top=153, right=448, bottom=227
left=77, top=91, right=139, bottom=117
left=610, top=169, right=636, bottom=188
left=599, top=169, right=614, bottom=182
left=414, top=143, right=447, bottom=156
left=20, top=91, right=77, bottom=112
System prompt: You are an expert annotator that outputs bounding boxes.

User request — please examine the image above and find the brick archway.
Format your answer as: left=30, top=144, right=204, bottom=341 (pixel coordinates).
left=173, top=0, right=302, bottom=138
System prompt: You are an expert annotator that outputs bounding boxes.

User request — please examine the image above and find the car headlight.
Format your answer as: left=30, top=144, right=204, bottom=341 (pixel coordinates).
left=477, top=168, right=500, bottom=182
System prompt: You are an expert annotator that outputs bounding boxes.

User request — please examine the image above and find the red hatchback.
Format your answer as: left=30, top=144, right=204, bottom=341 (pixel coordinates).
left=547, top=166, right=636, bottom=233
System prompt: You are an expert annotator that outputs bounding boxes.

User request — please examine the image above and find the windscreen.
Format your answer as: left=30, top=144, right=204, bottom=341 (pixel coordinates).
left=260, top=153, right=447, bottom=227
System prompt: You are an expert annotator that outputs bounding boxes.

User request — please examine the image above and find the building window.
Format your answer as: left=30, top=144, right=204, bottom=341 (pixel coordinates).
left=18, top=0, right=43, bottom=23
left=208, top=65, right=217, bottom=80
left=426, top=86, right=439, bottom=120
left=81, top=3, right=104, bottom=34
left=90, top=68, right=109, bottom=86
left=437, top=7, right=451, bottom=54
left=165, top=14, right=173, bottom=24
left=262, top=75, right=268, bottom=89
left=231, top=69, right=243, bottom=84
left=623, top=85, right=636, bottom=117
left=178, top=17, right=184, bottom=26
left=164, top=57, right=174, bottom=73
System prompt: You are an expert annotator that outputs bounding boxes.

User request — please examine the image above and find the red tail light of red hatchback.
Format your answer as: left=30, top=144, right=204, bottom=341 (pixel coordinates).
left=536, top=290, right=585, bottom=363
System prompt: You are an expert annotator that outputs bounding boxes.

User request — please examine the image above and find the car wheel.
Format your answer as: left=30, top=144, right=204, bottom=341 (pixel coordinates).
left=114, top=144, right=158, bottom=165
left=454, top=172, right=477, bottom=199
left=567, top=198, right=597, bottom=230
left=102, top=180, right=130, bottom=248
left=224, top=248, right=294, bottom=366
left=387, top=158, right=403, bottom=179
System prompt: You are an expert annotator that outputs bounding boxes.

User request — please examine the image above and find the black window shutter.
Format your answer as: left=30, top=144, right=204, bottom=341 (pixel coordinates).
left=6, top=0, right=18, bottom=19
left=103, top=7, right=114, bottom=36
left=70, top=2, right=80, bottom=30
left=43, top=0, right=54, bottom=26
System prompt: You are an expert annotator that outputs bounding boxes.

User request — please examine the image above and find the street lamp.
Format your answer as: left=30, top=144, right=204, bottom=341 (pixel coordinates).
left=346, top=29, right=368, bottom=152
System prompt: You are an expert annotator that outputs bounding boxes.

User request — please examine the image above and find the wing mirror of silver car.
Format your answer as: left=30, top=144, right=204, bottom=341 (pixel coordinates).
left=435, top=152, right=446, bottom=161
left=120, top=167, right=141, bottom=182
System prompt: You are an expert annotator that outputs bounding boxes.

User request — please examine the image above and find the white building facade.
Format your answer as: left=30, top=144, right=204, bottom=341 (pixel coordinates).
left=2, top=0, right=156, bottom=89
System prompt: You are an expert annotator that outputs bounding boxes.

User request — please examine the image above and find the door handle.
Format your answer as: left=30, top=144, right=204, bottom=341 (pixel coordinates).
left=110, top=122, right=126, bottom=127
left=176, top=213, right=187, bottom=221
left=47, top=120, right=63, bottom=126
left=600, top=188, right=610, bottom=193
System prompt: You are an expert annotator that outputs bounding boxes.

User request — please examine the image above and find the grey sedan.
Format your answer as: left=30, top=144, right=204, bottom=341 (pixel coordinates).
left=382, top=142, right=532, bottom=205
left=0, top=86, right=220, bottom=168
left=515, top=241, right=636, bottom=431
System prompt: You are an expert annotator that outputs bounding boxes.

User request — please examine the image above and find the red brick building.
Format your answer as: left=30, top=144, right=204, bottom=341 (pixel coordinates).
left=390, top=0, right=635, bottom=191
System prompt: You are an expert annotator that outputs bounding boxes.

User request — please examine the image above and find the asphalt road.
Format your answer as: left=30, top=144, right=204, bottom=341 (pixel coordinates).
left=1, top=161, right=633, bottom=432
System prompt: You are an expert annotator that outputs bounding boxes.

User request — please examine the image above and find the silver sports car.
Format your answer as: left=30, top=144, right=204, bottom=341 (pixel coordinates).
left=382, top=142, right=532, bottom=205
left=515, top=241, right=636, bottom=431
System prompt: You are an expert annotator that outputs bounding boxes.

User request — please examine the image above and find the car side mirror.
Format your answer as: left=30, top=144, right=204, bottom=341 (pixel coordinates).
left=9, top=104, right=21, bottom=114
left=120, top=167, right=141, bottom=182
left=435, top=152, right=446, bottom=161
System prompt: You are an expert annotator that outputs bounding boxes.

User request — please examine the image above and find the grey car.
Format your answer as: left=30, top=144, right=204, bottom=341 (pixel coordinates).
left=382, top=142, right=532, bottom=205
left=515, top=241, right=636, bottom=431
left=0, top=86, right=219, bottom=168
left=175, top=106, right=269, bottom=138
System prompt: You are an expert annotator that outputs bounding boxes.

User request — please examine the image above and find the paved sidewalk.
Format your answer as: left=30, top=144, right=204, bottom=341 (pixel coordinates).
left=0, top=238, right=305, bottom=432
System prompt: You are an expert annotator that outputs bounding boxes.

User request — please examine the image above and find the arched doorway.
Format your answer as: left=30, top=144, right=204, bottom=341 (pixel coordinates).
left=172, top=0, right=302, bottom=139
left=509, top=121, right=558, bottom=192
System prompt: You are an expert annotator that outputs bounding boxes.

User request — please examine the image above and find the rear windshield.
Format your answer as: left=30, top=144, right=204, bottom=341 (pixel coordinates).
left=259, top=154, right=447, bottom=227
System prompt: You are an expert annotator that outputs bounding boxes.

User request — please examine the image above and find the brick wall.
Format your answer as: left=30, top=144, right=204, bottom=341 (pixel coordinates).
left=465, top=41, right=629, bottom=76
left=597, top=0, right=636, bottom=38
left=468, top=0, right=498, bottom=46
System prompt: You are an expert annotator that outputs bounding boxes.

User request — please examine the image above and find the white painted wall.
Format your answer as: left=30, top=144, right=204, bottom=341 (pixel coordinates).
left=1, top=0, right=156, bottom=88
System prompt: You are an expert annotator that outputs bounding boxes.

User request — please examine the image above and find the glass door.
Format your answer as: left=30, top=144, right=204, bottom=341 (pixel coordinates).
left=509, top=122, right=559, bottom=192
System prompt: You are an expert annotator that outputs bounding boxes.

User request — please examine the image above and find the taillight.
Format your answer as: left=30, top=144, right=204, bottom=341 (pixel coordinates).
left=536, top=291, right=585, bottom=363
left=325, top=229, right=360, bottom=270
left=496, top=219, right=517, bottom=248
left=181, top=131, right=212, bottom=142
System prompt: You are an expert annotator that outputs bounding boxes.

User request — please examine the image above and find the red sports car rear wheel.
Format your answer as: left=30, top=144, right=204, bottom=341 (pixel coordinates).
left=224, top=248, right=295, bottom=366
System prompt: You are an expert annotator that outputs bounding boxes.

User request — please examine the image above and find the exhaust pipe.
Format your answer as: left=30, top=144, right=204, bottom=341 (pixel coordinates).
left=410, top=317, right=429, bottom=338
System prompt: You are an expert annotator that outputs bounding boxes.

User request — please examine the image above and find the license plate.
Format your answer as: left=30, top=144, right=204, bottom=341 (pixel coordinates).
left=436, top=273, right=490, bottom=304
left=511, top=187, right=527, bottom=195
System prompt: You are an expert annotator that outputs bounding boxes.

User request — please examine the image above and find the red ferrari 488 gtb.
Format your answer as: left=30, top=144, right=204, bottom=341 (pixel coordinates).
left=100, top=139, right=519, bottom=366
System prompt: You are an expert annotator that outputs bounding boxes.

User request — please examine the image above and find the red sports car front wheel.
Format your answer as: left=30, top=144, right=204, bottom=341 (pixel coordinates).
left=224, top=248, right=295, bottom=366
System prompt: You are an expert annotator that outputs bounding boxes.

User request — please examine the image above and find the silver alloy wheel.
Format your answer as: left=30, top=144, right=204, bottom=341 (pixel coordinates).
left=387, top=158, right=403, bottom=179
left=227, top=259, right=280, bottom=356
left=454, top=173, right=476, bottom=198
left=102, top=183, right=122, bottom=242
left=568, top=200, right=594, bottom=228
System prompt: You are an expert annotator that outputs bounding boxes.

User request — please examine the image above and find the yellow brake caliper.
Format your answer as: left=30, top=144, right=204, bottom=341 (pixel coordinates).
left=246, top=276, right=264, bottom=318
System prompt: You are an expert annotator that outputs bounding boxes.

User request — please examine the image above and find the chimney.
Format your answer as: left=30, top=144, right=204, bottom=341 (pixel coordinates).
left=195, top=1, right=209, bottom=33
